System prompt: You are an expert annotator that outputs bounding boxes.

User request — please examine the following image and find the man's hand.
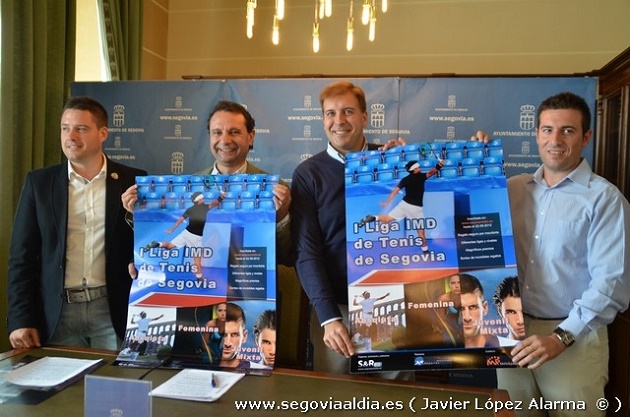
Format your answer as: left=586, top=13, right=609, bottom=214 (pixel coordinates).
left=9, top=328, right=41, bottom=349
left=469, top=130, right=490, bottom=144
left=378, top=138, right=407, bottom=151
left=128, top=262, right=138, bottom=279
left=271, top=183, right=291, bottom=222
left=121, top=184, right=139, bottom=213
left=510, top=333, right=566, bottom=369
left=323, top=320, right=355, bottom=358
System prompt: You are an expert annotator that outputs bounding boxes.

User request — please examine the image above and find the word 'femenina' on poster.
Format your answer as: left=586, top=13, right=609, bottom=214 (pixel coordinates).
left=345, top=141, right=524, bottom=373
left=114, top=174, right=279, bottom=376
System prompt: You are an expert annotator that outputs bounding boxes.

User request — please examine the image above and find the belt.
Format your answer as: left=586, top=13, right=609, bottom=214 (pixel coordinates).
left=524, top=313, right=567, bottom=321
left=64, top=286, right=108, bottom=304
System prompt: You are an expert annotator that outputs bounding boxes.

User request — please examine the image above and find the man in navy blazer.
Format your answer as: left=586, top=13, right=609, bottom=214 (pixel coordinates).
left=7, top=96, right=147, bottom=350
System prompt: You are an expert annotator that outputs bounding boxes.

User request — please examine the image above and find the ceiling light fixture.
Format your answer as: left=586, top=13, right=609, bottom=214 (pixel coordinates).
left=243, top=0, right=387, bottom=52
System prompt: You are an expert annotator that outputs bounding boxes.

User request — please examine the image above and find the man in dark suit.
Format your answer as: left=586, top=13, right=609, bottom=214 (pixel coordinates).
left=7, top=96, right=147, bottom=350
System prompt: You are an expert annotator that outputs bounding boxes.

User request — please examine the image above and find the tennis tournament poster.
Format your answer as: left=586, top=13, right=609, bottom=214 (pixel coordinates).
left=345, top=141, right=522, bottom=373
left=115, top=174, right=278, bottom=375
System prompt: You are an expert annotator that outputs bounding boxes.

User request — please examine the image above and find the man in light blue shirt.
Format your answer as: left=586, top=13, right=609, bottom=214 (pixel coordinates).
left=493, top=92, right=630, bottom=417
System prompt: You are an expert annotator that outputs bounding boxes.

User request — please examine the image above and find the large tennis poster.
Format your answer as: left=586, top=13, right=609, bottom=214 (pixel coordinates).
left=115, top=174, right=278, bottom=375
left=346, top=141, right=521, bottom=373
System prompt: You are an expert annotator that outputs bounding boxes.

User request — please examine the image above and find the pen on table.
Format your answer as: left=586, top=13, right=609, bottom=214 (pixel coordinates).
left=211, top=373, right=219, bottom=388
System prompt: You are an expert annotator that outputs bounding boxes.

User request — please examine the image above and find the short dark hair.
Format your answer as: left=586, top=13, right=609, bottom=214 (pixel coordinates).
left=207, top=100, right=256, bottom=133
left=253, top=309, right=276, bottom=337
left=405, top=160, right=418, bottom=172
left=226, top=302, right=246, bottom=326
left=459, top=273, right=484, bottom=296
left=64, top=96, right=108, bottom=127
left=537, top=91, right=591, bottom=134
left=319, top=80, right=367, bottom=113
left=492, top=276, right=520, bottom=312
left=191, top=191, right=203, bottom=202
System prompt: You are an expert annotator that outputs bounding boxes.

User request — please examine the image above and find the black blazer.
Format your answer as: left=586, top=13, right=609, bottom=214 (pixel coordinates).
left=7, top=158, right=147, bottom=341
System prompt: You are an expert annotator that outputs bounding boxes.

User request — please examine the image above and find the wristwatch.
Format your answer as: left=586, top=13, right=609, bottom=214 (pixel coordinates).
left=553, top=327, right=575, bottom=347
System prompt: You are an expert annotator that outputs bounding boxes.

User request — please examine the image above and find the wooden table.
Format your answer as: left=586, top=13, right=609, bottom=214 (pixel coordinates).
left=0, top=346, right=516, bottom=417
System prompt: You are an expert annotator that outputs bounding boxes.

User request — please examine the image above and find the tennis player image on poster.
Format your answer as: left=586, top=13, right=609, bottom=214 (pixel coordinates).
left=345, top=141, right=521, bottom=373
left=115, top=174, right=277, bottom=375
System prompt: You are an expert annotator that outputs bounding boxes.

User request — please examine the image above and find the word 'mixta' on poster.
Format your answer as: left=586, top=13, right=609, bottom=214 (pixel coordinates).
left=345, top=141, right=523, bottom=373
left=115, top=174, right=279, bottom=375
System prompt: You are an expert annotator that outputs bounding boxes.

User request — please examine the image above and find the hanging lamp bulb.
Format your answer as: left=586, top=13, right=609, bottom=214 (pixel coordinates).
left=246, top=0, right=255, bottom=38
left=272, top=15, right=280, bottom=45
left=368, top=15, right=376, bottom=41
left=368, top=2, right=376, bottom=41
left=346, top=1, right=354, bottom=51
left=277, top=0, right=285, bottom=20
left=346, top=17, right=354, bottom=51
left=313, top=1, right=321, bottom=53
left=361, top=0, right=370, bottom=25
left=312, top=22, right=320, bottom=53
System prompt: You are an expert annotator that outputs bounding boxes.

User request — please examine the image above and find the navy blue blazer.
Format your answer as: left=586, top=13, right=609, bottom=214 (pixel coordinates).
left=7, top=158, right=147, bottom=341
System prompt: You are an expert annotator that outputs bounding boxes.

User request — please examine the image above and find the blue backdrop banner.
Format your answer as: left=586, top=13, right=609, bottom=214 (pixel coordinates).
left=71, top=77, right=596, bottom=180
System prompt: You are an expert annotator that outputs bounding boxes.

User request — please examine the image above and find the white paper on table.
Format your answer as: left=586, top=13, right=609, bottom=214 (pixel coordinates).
left=3, top=356, right=102, bottom=390
left=150, top=368, right=244, bottom=402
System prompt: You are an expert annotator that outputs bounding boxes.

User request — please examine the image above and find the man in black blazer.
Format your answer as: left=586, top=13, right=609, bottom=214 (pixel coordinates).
left=7, top=96, right=147, bottom=350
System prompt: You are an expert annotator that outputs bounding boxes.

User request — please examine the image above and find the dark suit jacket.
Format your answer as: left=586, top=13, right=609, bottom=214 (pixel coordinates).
left=7, top=158, right=147, bottom=341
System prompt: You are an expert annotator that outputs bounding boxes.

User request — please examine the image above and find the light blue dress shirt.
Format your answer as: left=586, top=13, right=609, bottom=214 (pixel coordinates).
left=508, top=158, right=630, bottom=341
